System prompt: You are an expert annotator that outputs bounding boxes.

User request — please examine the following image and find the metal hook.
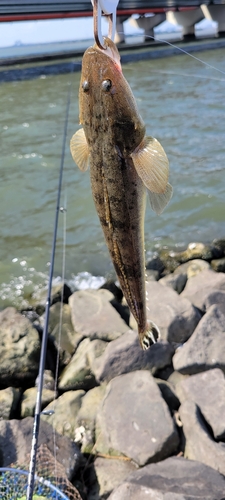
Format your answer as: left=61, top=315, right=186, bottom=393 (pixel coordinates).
left=92, top=0, right=118, bottom=50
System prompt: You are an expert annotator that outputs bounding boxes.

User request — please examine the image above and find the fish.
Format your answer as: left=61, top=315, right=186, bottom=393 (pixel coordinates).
left=70, top=37, right=172, bottom=350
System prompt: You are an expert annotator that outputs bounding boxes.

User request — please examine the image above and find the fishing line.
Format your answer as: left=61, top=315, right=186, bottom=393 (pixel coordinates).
left=149, top=68, right=225, bottom=82
left=144, top=34, right=225, bottom=76
left=52, top=192, right=67, bottom=485
left=26, top=83, right=72, bottom=500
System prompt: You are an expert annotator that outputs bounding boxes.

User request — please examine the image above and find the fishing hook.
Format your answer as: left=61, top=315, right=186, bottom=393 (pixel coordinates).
left=92, top=0, right=119, bottom=50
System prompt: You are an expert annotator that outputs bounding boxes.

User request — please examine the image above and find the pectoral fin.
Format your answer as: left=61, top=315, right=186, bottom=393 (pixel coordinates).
left=131, top=136, right=169, bottom=194
left=131, top=136, right=172, bottom=215
left=70, top=128, right=89, bottom=171
left=148, top=182, right=173, bottom=215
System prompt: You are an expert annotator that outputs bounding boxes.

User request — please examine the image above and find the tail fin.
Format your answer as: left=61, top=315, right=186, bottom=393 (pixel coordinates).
left=139, top=320, right=160, bottom=351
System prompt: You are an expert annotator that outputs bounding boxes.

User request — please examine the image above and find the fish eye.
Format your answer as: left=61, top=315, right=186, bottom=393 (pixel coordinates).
left=82, top=80, right=89, bottom=92
left=102, top=79, right=112, bottom=92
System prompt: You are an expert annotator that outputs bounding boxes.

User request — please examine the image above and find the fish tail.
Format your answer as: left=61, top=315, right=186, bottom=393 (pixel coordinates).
left=138, top=320, right=160, bottom=351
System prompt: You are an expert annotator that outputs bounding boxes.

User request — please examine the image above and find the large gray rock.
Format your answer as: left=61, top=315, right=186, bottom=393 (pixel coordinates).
left=159, top=272, right=187, bottom=294
left=140, top=281, right=201, bottom=343
left=95, top=371, right=179, bottom=466
left=180, top=268, right=225, bottom=312
left=180, top=399, right=225, bottom=476
left=88, top=457, right=137, bottom=499
left=21, top=387, right=55, bottom=418
left=40, top=302, right=83, bottom=364
left=0, top=307, right=41, bottom=387
left=93, top=330, right=174, bottom=383
left=0, top=387, right=20, bottom=419
left=173, top=305, right=225, bottom=375
left=41, top=390, right=85, bottom=439
left=69, top=289, right=129, bottom=341
left=107, top=456, right=225, bottom=500
left=75, top=385, right=107, bottom=453
left=176, top=368, right=225, bottom=440
left=58, top=338, right=104, bottom=391
left=0, top=417, right=81, bottom=478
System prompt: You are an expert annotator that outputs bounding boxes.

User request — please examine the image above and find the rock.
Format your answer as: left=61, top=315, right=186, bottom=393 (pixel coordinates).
left=35, top=369, right=55, bottom=390
left=180, top=268, right=225, bottom=312
left=75, top=385, right=106, bottom=453
left=100, top=280, right=123, bottom=303
left=59, top=338, right=106, bottom=392
left=173, top=305, right=225, bottom=375
left=32, top=283, right=72, bottom=315
left=155, top=378, right=180, bottom=412
left=69, top=289, right=128, bottom=341
left=89, top=457, right=137, bottom=499
left=179, top=399, right=225, bottom=476
left=176, top=368, right=225, bottom=440
left=211, top=256, right=225, bottom=272
left=139, top=281, right=201, bottom=343
left=21, top=387, right=55, bottom=418
left=174, top=258, right=210, bottom=279
left=0, top=387, right=20, bottom=419
left=146, top=255, right=165, bottom=275
left=0, top=307, right=41, bottom=387
left=95, top=371, right=179, bottom=466
left=212, top=238, right=225, bottom=258
left=93, top=330, right=174, bottom=383
left=0, top=417, right=81, bottom=478
left=167, top=370, right=190, bottom=389
left=40, top=302, right=83, bottom=364
left=159, top=272, right=187, bottom=294
left=159, top=242, right=213, bottom=273
left=41, top=390, right=85, bottom=440
left=107, top=456, right=225, bottom=500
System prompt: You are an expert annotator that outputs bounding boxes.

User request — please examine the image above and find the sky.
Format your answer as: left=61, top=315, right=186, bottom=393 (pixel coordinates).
left=0, top=16, right=215, bottom=48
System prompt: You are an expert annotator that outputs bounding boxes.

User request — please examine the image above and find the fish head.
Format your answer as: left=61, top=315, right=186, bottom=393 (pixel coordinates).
left=79, top=37, right=145, bottom=156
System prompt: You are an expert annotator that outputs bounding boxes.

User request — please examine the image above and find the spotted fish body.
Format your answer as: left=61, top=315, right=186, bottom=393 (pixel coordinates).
left=70, top=38, right=172, bottom=350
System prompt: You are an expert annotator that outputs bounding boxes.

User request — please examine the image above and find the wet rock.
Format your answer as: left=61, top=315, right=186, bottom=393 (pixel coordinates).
left=137, top=281, right=201, bottom=343
left=21, top=387, right=55, bottom=418
left=211, top=256, right=225, bottom=272
left=58, top=338, right=99, bottom=392
left=41, top=390, right=85, bottom=440
left=180, top=268, right=225, bottom=312
left=107, top=456, right=225, bottom=500
left=76, top=385, right=106, bottom=453
left=212, top=238, right=225, bottom=258
left=0, top=307, right=41, bottom=387
left=180, top=399, right=225, bottom=476
left=176, top=368, right=225, bottom=440
left=159, top=242, right=213, bottom=273
left=159, top=272, right=187, bottom=294
left=155, top=378, right=180, bottom=412
left=32, top=283, right=72, bottom=315
left=93, top=330, right=174, bottom=383
left=0, top=417, right=81, bottom=478
left=174, top=258, right=210, bottom=279
left=0, top=387, right=20, bottom=419
left=89, top=457, right=137, bottom=499
left=173, top=305, right=225, bottom=375
left=146, top=255, right=165, bottom=275
left=95, top=371, right=179, bottom=466
left=40, top=302, right=83, bottom=365
left=69, top=289, right=128, bottom=341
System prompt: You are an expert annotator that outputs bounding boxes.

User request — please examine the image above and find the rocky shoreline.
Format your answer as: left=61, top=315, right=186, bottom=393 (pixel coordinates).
left=0, top=238, right=225, bottom=499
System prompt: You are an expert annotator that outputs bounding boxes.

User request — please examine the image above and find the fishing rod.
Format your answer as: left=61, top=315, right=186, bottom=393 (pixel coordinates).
left=26, top=84, right=71, bottom=500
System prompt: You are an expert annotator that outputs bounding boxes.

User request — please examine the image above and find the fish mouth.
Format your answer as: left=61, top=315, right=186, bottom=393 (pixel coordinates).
left=93, top=37, right=122, bottom=71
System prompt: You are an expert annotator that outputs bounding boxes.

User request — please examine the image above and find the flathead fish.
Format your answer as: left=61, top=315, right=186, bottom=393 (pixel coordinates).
left=70, top=38, right=172, bottom=350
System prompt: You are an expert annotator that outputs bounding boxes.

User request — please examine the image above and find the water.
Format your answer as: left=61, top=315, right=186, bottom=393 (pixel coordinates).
left=0, top=46, right=225, bottom=307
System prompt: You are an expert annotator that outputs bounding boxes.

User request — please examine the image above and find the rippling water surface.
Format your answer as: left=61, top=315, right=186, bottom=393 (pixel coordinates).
left=0, top=47, right=225, bottom=307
